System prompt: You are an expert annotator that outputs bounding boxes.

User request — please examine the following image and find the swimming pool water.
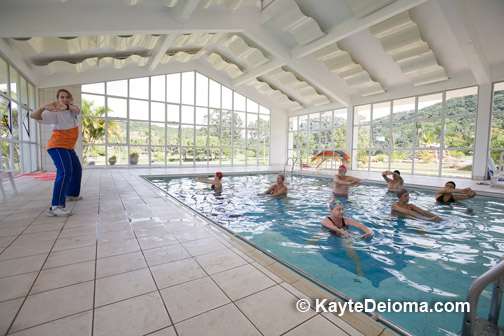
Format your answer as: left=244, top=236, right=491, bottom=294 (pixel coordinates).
left=147, top=173, right=504, bottom=336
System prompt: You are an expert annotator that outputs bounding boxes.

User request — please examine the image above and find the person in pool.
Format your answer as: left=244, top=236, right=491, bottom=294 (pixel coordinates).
left=332, top=165, right=362, bottom=199
left=381, top=170, right=404, bottom=192
left=195, top=172, right=223, bottom=192
left=321, top=199, right=372, bottom=239
left=435, top=181, right=476, bottom=204
left=392, top=188, right=441, bottom=221
left=264, top=173, right=288, bottom=196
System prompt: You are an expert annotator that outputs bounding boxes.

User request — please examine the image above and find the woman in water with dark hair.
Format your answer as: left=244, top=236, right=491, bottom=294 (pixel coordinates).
left=195, top=172, right=223, bottom=192
left=435, top=181, right=476, bottom=204
left=322, top=199, right=372, bottom=239
left=392, top=188, right=441, bottom=221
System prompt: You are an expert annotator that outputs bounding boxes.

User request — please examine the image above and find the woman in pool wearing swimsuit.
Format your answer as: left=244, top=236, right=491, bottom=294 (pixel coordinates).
left=435, top=181, right=476, bottom=204
left=321, top=199, right=372, bottom=239
left=195, top=172, right=223, bottom=192
left=264, top=174, right=288, bottom=196
left=392, top=188, right=442, bottom=221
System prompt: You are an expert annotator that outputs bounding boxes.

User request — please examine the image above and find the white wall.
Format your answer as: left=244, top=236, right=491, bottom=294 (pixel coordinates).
left=37, top=85, right=82, bottom=172
left=269, top=108, right=287, bottom=166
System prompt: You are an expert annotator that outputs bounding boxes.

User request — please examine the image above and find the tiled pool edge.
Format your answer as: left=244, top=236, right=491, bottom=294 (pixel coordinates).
left=140, top=173, right=412, bottom=336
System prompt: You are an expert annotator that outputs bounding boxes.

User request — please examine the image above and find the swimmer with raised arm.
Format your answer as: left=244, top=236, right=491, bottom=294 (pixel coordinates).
left=382, top=170, right=404, bottom=192
left=321, top=199, right=372, bottom=239
left=435, top=181, right=476, bottom=204
left=264, top=174, right=288, bottom=196
left=195, top=172, right=223, bottom=192
left=392, top=188, right=441, bottom=221
left=332, top=165, right=362, bottom=199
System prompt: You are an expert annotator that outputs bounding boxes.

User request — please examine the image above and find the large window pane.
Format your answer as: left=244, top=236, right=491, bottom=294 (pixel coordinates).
left=414, top=150, right=439, bottom=176
left=372, top=124, right=389, bottom=148
left=83, top=94, right=105, bottom=116
left=151, top=75, right=166, bottom=102
left=320, top=111, right=332, bottom=129
left=130, top=146, right=148, bottom=166
left=393, top=97, right=415, bottom=121
left=370, top=150, right=388, bottom=172
left=354, top=150, right=369, bottom=170
left=167, top=124, right=180, bottom=146
left=195, top=73, right=208, bottom=106
left=130, top=121, right=149, bottom=145
left=151, top=146, right=166, bottom=166
left=130, top=99, right=149, bottom=120
left=209, top=80, right=220, bottom=108
left=391, top=150, right=412, bottom=174
left=333, top=128, right=346, bottom=149
left=151, top=122, right=165, bottom=146
left=108, top=120, right=127, bottom=144
left=441, top=150, right=473, bottom=178
left=233, top=112, right=245, bottom=128
left=222, top=86, right=232, bottom=110
left=195, top=107, right=208, bottom=125
left=107, top=79, right=128, bottom=97
left=299, top=115, right=308, bottom=131
left=151, top=102, right=165, bottom=122
left=82, top=82, right=105, bottom=94
left=416, top=121, right=441, bottom=148
left=334, top=108, right=346, bottom=127
left=247, top=98, right=258, bottom=113
left=181, top=125, right=194, bottom=146
left=444, top=116, right=475, bottom=148
left=83, top=145, right=106, bottom=166
left=289, top=116, right=298, bottom=131
left=181, top=105, right=194, bottom=124
left=10, top=67, right=19, bottom=101
left=372, top=102, right=390, bottom=123
left=392, top=122, right=414, bottom=148
left=417, top=93, right=442, bottom=119
left=309, top=112, right=319, bottom=130
left=355, top=126, right=370, bottom=148
left=181, top=72, right=195, bottom=105
left=166, top=73, right=181, bottom=103
left=82, top=117, right=105, bottom=144
left=234, top=92, right=245, bottom=111
left=107, top=146, right=128, bottom=166
left=20, top=76, right=28, bottom=105
left=129, top=77, right=149, bottom=100
left=0, top=58, right=8, bottom=94
left=446, top=87, right=478, bottom=117
left=107, top=97, right=127, bottom=118
left=247, top=113, right=258, bottom=128
left=491, top=112, right=504, bottom=148
left=167, top=104, right=179, bottom=123
left=354, top=104, right=370, bottom=124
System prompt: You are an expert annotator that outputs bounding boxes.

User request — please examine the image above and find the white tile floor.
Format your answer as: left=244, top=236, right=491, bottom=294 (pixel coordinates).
left=0, top=166, right=502, bottom=336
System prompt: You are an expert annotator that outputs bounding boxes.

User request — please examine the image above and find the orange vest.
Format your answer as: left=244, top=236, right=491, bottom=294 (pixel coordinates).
left=46, top=127, right=79, bottom=150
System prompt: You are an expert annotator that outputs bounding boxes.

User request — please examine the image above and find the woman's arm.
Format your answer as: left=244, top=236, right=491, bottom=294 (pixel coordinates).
left=346, top=218, right=373, bottom=238
left=321, top=218, right=355, bottom=237
left=195, top=177, right=216, bottom=185
left=264, top=184, right=276, bottom=194
left=30, top=102, right=65, bottom=120
left=408, top=204, right=442, bottom=221
left=392, top=203, right=431, bottom=220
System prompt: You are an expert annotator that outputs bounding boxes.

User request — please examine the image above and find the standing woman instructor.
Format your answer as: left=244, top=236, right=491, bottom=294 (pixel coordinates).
left=30, top=89, right=82, bottom=216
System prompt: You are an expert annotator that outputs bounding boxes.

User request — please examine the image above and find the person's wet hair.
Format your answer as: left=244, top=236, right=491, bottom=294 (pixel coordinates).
left=446, top=181, right=456, bottom=188
left=394, top=170, right=401, bottom=175
left=395, top=188, right=408, bottom=198
left=278, top=174, right=285, bottom=182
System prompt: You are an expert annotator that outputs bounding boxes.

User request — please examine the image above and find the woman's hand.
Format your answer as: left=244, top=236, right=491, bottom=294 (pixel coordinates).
left=360, top=233, right=373, bottom=239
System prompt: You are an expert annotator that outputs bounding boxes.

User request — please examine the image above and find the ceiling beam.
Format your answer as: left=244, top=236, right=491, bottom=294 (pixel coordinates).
left=147, top=34, right=177, bottom=72
left=437, top=0, right=490, bottom=84
left=232, top=59, right=284, bottom=86
left=292, top=0, right=428, bottom=59
left=171, top=0, right=201, bottom=24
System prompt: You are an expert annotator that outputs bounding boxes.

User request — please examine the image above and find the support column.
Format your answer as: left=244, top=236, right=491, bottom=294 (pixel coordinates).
left=472, top=83, right=492, bottom=180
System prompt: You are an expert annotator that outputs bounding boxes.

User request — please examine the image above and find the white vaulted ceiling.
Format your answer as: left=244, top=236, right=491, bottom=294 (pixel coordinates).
left=1, top=0, right=503, bottom=114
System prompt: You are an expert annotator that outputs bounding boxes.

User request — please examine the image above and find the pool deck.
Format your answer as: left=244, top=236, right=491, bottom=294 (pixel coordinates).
left=1, top=166, right=502, bottom=336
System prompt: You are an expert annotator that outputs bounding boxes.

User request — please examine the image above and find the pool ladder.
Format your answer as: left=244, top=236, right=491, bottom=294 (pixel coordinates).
left=283, top=157, right=302, bottom=175
left=461, top=257, right=504, bottom=336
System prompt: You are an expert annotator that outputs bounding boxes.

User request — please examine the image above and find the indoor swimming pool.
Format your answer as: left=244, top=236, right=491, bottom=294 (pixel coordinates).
left=147, top=173, right=504, bottom=336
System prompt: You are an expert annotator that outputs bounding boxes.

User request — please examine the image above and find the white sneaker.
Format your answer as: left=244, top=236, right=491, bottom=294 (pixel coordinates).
left=67, top=196, right=83, bottom=201
left=47, top=206, right=72, bottom=217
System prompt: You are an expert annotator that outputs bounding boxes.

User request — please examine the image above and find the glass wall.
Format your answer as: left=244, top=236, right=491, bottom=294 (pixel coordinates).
left=288, top=108, right=347, bottom=169
left=81, top=71, right=270, bottom=167
left=353, top=86, right=478, bottom=178
left=0, top=55, right=38, bottom=173
left=490, top=82, right=504, bottom=168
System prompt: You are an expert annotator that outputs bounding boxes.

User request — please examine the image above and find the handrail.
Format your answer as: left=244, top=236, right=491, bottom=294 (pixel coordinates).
left=283, top=157, right=302, bottom=175
left=461, top=258, right=504, bottom=336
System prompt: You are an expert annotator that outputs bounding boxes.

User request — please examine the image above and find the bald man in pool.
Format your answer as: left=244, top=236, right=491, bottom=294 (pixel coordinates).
left=332, top=165, right=361, bottom=199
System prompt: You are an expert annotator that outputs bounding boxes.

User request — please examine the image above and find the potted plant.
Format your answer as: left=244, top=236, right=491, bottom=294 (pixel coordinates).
left=108, top=155, right=117, bottom=166
left=130, top=152, right=139, bottom=165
